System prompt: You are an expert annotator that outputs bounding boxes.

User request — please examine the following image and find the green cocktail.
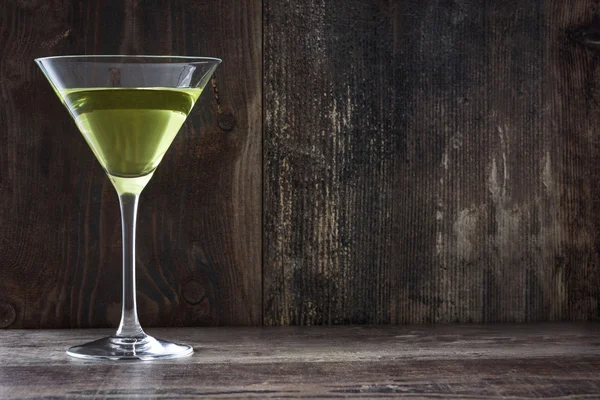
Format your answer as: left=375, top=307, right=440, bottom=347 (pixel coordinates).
left=60, top=88, right=202, bottom=193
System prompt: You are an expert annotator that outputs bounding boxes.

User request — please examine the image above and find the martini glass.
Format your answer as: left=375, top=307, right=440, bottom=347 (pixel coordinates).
left=35, top=55, right=221, bottom=360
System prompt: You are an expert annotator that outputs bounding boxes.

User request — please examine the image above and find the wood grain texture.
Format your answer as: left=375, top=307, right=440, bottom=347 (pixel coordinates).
left=2, top=324, right=600, bottom=398
left=0, top=0, right=261, bottom=328
left=263, top=0, right=600, bottom=325
left=4, top=0, right=600, bottom=328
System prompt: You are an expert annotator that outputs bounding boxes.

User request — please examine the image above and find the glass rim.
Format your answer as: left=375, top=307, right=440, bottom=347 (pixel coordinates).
left=35, top=55, right=222, bottom=63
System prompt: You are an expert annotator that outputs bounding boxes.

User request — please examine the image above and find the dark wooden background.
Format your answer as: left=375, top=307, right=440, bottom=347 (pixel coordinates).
left=1, top=0, right=600, bottom=328
left=264, top=0, right=600, bottom=325
left=0, top=0, right=262, bottom=328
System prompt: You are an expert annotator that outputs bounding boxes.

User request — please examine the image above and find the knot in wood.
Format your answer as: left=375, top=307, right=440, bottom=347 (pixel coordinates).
left=218, top=112, right=236, bottom=131
left=569, top=18, right=600, bottom=50
left=0, top=302, right=17, bottom=328
left=182, top=280, right=206, bottom=305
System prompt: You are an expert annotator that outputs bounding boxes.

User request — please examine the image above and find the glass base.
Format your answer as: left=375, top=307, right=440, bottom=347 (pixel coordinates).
left=66, top=335, right=193, bottom=361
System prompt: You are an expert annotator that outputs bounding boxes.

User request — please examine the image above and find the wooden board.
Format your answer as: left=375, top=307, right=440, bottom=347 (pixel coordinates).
left=263, top=0, right=600, bottom=325
left=2, top=324, right=600, bottom=398
left=0, top=0, right=262, bottom=328
left=4, top=0, right=600, bottom=329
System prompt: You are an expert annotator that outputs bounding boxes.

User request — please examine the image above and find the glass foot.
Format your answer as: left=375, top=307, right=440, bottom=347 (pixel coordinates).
left=66, top=335, right=193, bottom=361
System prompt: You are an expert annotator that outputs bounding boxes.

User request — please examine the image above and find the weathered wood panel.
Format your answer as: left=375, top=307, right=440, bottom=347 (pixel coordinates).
left=2, top=325, right=600, bottom=398
left=263, top=0, right=600, bottom=324
left=4, top=0, right=600, bottom=328
left=264, top=0, right=398, bottom=325
left=0, top=0, right=262, bottom=328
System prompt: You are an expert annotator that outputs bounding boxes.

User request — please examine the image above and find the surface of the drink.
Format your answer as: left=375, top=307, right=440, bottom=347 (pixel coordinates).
left=59, top=87, right=202, bottom=184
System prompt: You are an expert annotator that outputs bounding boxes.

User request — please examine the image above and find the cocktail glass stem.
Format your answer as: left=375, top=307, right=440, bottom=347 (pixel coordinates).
left=116, top=192, right=144, bottom=338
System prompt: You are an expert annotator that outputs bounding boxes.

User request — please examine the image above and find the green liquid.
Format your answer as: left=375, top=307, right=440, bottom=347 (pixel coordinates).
left=59, top=88, right=201, bottom=193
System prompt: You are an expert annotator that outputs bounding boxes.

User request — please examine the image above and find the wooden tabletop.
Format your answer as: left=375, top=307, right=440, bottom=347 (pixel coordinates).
left=2, top=324, right=600, bottom=399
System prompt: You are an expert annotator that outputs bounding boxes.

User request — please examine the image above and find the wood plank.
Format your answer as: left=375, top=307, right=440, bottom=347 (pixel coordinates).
left=2, top=324, right=600, bottom=398
left=263, top=0, right=398, bottom=325
left=263, top=0, right=600, bottom=324
left=0, top=0, right=262, bottom=328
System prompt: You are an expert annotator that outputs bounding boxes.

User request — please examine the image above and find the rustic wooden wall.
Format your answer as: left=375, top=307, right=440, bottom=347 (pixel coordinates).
left=263, top=0, right=600, bottom=325
left=0, top=0, right=262, bottom=328
left=2, top=0, right=600, bottom=328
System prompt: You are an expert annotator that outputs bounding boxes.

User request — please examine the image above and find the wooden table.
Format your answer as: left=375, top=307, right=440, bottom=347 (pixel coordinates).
left=1, top=324, right=600, bottom=399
